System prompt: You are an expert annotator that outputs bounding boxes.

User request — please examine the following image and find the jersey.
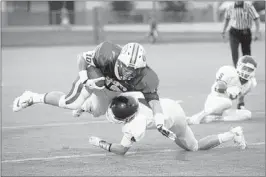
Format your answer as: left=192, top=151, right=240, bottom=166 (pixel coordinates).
left=115, top=96, right=182, bottom=147
left=82, top=41, right=160, bottom=102
left=211, top=65, right=257, bottom=98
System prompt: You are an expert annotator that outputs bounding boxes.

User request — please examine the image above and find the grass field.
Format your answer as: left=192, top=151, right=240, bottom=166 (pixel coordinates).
left=2, top=41, right=265, bottom=176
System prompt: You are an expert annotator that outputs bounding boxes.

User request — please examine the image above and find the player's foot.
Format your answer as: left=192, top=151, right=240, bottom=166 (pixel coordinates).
left=13, top=91, right=34, bottom=112
left=72, top=108, right=85, bottom=117
left=230, top=126, right=247, bottom=149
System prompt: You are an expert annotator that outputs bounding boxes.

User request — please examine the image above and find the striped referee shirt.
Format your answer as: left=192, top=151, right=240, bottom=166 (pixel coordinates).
left=225, top=2, right=259, bottom=30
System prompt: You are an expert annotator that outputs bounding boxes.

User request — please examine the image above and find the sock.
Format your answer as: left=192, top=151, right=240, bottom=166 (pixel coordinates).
left=198, top=135, right=221, bottom=150
left=32, top=93, right=46, bottom=103
left=218, top=131, right=234, bottom=143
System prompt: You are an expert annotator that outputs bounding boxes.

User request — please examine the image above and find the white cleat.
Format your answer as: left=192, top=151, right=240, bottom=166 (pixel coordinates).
left=13, top=91, right=34, bottom=112
left=72, top=108, right=85, bottom=117
left=231, top=126, right=247, bottom=149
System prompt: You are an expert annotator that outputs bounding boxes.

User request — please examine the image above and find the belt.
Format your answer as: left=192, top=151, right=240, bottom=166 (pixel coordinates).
left=230, top=27, right=251, bottom=34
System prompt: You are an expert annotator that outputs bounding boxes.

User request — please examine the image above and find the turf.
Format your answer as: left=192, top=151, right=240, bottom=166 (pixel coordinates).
left=2, top=41, right=265, bottom=176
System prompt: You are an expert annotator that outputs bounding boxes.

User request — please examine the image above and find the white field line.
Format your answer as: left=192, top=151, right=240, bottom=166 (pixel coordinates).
left=2, top=120, right=109, bottom=130
left=2, top=142, right=265, bottom=164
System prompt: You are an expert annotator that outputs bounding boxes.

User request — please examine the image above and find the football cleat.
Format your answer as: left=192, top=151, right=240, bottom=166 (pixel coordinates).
left=13, top=91, right=34, bottom=112
left=231, top=126, right=247, bottom=149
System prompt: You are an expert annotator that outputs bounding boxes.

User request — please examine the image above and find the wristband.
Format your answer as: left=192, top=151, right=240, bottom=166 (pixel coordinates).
left=99, top=140, right=112, bottom=152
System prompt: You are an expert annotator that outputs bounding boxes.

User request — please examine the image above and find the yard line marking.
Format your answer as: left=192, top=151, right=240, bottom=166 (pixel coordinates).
left=2, top=142, right=264, bottom=164
left=2, top=120, right=109, bottom=130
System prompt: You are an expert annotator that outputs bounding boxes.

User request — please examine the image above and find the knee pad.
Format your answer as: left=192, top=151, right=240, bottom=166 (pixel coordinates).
left=59, top=95, right=67, bottom=108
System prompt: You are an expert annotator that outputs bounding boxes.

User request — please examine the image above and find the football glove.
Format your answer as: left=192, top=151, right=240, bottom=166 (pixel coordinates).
left=237, top=102, right=245, bottom=110
left=88, top=136, right=101, bottom=147
left=226, top=86, right=241, bottom=100
left=157, top=124, right=177, bottom=141
left=85, top=77, right=106, bottom=90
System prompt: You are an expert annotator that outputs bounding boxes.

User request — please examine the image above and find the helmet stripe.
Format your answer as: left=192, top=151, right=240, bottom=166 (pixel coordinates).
left=132, top=44, right=140, bottom=65
left=129, top=43, right=136, bottom=65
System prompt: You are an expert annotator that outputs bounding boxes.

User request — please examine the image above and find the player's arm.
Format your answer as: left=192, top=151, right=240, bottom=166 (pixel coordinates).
left=139, top=69, right=164, bottom=124
left=222, top=6, right=231, bottom=35
left=77, top=50, right=97, bottom=84
left=88, top=134, right=134, bottom=156
left=140, top=69, right=176, bottom=139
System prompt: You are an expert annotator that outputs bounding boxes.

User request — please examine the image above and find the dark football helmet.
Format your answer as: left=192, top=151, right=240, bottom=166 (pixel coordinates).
left=106, top=95, right=139, bottom=124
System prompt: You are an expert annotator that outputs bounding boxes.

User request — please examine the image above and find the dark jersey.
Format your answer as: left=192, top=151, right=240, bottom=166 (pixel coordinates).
left=84, top=41, right=159, bottom=102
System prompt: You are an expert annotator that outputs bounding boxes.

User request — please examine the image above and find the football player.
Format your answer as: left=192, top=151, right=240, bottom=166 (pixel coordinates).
left=88, top=93, right=247, bottom=156
left=187, top=55, right=257, bottom=125
left=13, top=41, right=173, bottom=138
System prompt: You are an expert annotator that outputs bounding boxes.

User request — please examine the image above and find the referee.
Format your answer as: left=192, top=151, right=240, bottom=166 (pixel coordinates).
left=221, top=1, right=260, bottom=67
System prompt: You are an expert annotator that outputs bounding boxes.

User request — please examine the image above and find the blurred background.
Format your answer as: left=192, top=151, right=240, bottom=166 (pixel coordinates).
left=1, top=1, right=265, bottom=46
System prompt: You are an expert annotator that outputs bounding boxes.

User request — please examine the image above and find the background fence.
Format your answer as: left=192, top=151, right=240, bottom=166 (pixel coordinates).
left=1, top=1, right=265, bottom=46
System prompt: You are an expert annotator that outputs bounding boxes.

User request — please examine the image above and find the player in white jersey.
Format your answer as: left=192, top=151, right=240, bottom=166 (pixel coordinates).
left=88, top=93, right=246, bottom=156
left=187, top=55, right=257, bottom=125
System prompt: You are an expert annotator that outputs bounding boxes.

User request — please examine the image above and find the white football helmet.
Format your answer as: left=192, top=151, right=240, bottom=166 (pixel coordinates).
left=236, top=55, right=257, bottom=80
left=115, top=43, right=147, bottom=80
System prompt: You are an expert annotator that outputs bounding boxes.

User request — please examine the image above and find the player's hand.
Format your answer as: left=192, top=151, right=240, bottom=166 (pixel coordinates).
left=253, top=31, right=260, bottom=41
left=237, top=102, right=245, bottom=110
left=88, top=136, right=102, bottom=147
left=226, top=86, right=241, bottom=100
left=221, top=31, right=226, bottom=39
left=85, top=77, right=106, bottom=90
left=157, top=124, right=176, bottom=141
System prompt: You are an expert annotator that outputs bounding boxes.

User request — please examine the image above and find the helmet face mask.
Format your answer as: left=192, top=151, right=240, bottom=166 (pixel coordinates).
left=115, top=60, right=138, bottom=80
left=236, top=55, right=257, bottom=81
left=115, top=43, right=147, bottom=80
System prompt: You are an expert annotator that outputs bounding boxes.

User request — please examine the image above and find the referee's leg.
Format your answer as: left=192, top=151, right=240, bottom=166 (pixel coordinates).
left=229, top=28, right=240, bottom=67
left=240, top=29, right=252, bottom=56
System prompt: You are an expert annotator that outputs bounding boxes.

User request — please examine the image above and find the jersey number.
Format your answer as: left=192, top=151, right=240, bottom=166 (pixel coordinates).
left=217, top=73, right=224, bottom=81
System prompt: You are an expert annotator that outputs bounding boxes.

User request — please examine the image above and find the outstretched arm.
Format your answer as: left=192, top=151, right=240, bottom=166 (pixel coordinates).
left=88, top=135, right=133, bottom=156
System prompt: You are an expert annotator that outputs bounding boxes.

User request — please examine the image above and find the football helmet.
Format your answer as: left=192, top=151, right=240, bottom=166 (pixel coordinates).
left=115, top=43, right=147, bottom=80
left=236, top=55, right=257, bottom=80
left=106, top=96, right=139, bottom=124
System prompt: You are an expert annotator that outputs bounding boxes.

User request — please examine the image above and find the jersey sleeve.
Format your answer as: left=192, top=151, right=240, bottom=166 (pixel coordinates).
left=121, top=115, right=147, bottom=147
left=81, top=50, right=96, bottom=67
left=215, top=66, right=237, bottom=87
left=137, top=67, right=160, bottom=102
left=224, top=6, right=232, bottom=20
left=248, top=4, right=260, bottom=20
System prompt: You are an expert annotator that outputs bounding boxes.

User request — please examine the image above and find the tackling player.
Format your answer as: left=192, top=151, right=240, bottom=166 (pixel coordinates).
left=13, top=41, right=173, bottom=138
left=187, top=55, right=257, bottom=125
left=88, top=93, right=247, bottom=156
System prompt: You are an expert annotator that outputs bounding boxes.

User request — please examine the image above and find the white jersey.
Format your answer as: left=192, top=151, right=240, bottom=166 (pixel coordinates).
left=106, top=94, right=184, bottom=148
left=211, top=65, right=257, bottom=97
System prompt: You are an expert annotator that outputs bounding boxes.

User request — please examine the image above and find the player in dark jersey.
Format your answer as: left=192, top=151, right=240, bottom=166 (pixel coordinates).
left=13, top=41, right=174, bottom=139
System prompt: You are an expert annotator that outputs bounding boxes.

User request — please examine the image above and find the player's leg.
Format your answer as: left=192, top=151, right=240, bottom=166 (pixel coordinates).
left=187, top=94, right=232, bottom=125
left=13, top=76, right=91, bottom=112
left=13, top=66, right=105, bottom=112
left=229, top=28, right=240, bottom=67
left=174, top=124, right=247, bottom=151
left=74, top=89, right=119, bottom=118
left=240, top=29, right=252, bottom=56
left=221, top=108, right=252, bottom=121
